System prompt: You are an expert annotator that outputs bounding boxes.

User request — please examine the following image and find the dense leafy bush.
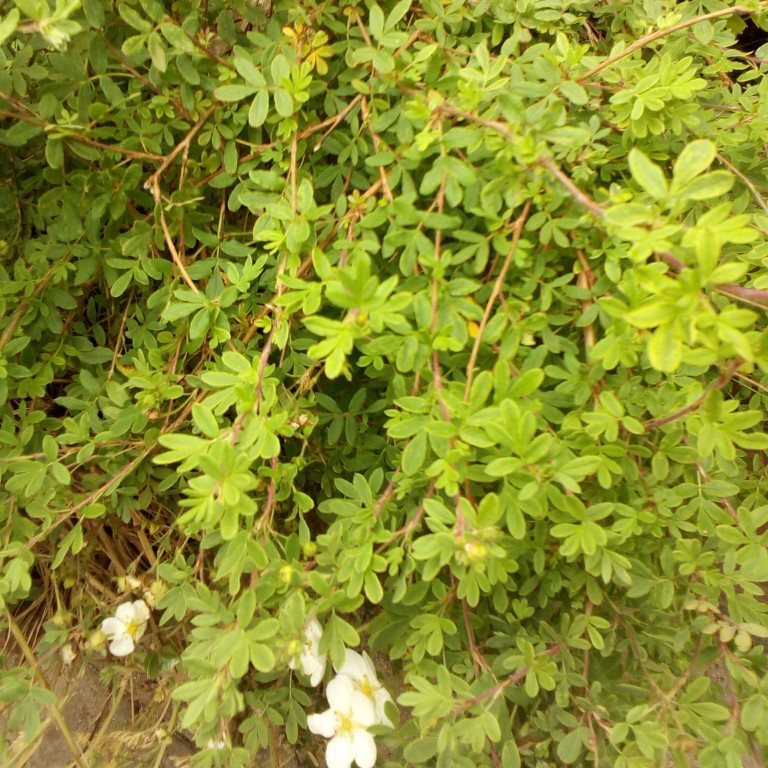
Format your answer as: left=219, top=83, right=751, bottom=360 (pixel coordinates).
left=2, top=0, right=768, bottom=766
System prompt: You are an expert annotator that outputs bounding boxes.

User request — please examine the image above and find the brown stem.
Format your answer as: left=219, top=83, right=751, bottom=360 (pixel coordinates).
left=644, top=357, right=741, bottom=431
left=464, top=201, right=531, bottom=399
left=453, top=645, right=561, bottom=713
left=577, top=6, right=760, bottom=83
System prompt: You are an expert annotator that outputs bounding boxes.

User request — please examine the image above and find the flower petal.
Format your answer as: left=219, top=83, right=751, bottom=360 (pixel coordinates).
left=351, top=728, right=377, bottom=768
left=108, top=634, right=135, bottom=656
left=305, top=618, right=323, bottom=643
left=130, top=600, right=151, bottom=623
left=348, top=691, right=376, bottom=727
left=327, top=674, right=356, bottom=711
left=335, top=648, right=369, bottom=680
left=305, top=653, right=327, bottom=686
left=326, top=733, right=356, bottom=768
left=307, top=710, right=337, bottom=738
left=100, top=618, right=125, bottom=637
left=132, top=620, right=148, bottom=642
left=113, top=602, right=135, bottom=622
left=374, top=686, right=395, bottom=726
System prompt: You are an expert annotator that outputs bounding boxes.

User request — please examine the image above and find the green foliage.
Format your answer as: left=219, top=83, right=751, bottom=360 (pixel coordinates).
left=2, top=0, right=768, bottom=766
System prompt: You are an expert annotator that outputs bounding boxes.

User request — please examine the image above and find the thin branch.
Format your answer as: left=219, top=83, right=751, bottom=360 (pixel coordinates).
left=716, top=152, right=768, bottom=216
left=145, top=104, right=217, bottom=193
left=24, top=452, right=151, bottom=550
left=537, top=155, right=605, bottom=218
left=361, top=96, right=394, bottom=202
left=658, top=252, right=768, bottom=307
left=464, top=201, right=531, bottom=399
left=312, top=94, right=364, bottom=152
left=644, top=357, right=742, bottom=430
left=155, top=203, right=199, bottom=293
left=453, top=646, right=561, bottom=713
left=577, top=6, right=761, bottom=83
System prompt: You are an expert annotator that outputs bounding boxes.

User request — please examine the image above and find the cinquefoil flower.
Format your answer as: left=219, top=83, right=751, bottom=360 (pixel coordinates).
left=335, top=649, right=394, bottom=727
left=288, top=618, right=327, bottom=686
left=308, top=674, right=377, bottom=768
left=100, top=599, right=150, bottom=657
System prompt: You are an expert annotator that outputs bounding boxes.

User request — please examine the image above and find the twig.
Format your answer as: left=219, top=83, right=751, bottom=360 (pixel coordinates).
left=431, top=101, right=605, bottom=218
left=537, top=155, right=605, bottom=218
left=155, top=203, right=199, bottom=293
left=464, top=201, right=531, bottom=399
left=658, top=252, right=768, bottom=307
left=0, top=267, right=57, bottom=352
left=452, top=645, right=561, bottom=713
left=380, top=481, right=437, bottom=550
left=577, top=6, right=761, bottom=83
left=312, top=94, right=364, bottom=152
left=360, top=96, right=394, bottom=202
left=144, top=105, right=217, bottom=293
left=24, top=452, right=151, bottom=550
left=145, top=104, right=217, bottom=193
left=107, top=288, right=135, bottom=382
left=644, top=357, right=741, bottom=430
left=716, top=152, right=768, bottom=216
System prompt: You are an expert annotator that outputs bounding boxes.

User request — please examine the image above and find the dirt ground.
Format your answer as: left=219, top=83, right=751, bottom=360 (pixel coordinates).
left=2, top=650, right=196, bottom=768
left=3, top=640, right=397, bottom=768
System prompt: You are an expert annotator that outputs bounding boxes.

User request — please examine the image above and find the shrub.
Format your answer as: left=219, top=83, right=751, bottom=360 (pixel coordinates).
left=1, top=1, right=768, bottom=766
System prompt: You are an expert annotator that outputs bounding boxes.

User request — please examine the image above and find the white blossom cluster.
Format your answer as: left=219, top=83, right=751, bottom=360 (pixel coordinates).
left=98, top=604, right=394, bottom=767
left=291, top=619, right=395, bottom=768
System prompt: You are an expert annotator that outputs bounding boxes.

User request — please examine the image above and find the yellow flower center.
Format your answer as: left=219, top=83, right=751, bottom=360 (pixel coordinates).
left=357, top=677, right=377, bottom=699
left=337, top=712, right=355, bottom=735
left=124, top=619, right=142, bottom=638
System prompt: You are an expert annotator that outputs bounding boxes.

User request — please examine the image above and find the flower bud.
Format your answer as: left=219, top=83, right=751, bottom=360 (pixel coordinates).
left=302, top=542, right=318, bottom=558
left=463, top=541, right=487, bottom=563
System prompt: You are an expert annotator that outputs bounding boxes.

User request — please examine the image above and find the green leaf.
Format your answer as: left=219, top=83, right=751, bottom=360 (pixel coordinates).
left=673, top=139, right=716, bottom=187
left=402, top=430, right=427, bottom=476
left=403, top=737, right=439, bottom=763
left=45, top=138, right=63, bottom=169
left=369, top=4, right=385, bottom=39
left=741, top=694, right=766, bottom=731
left=628, top=148, right=667, bottom=200
left=159, top=22, right=195, bottom=53
left=557, top=729, right=586, bottom=763
left=249, top=90, right=269, bottom=127
left=147, top=32, right=167, bottom=72
left=501, top=742, right=521, bottom=768
left=249, top=643, right=276, bottom=672
left=214, top=84, right=258, bottom=102
left=118, top=4, right=152, bottom=32
left=274, top=88, right=293, bottom=117
left=0, top=8, right=19, bottom=45
left=559, top=80, right=588, bottom=105
left=192, top=404, right=219, bottom=437
left=234, top=57, right=267, bottom=87
left=647, top=324, right=682, bottom=373
left=679, top=171, right=734, bottom=201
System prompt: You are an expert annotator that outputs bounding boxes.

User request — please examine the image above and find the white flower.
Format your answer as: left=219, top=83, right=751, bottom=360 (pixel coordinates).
left=308, top=674, right=377, bottom=768
left=100, top=599, right=151, bottom=656
left=288, top=618, right=327, bottom=686
left=205, top=739, right=228, bottom=750
left=335, top=649, right=394, bottom=727
left=61, top=644, right=76, bottom=666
